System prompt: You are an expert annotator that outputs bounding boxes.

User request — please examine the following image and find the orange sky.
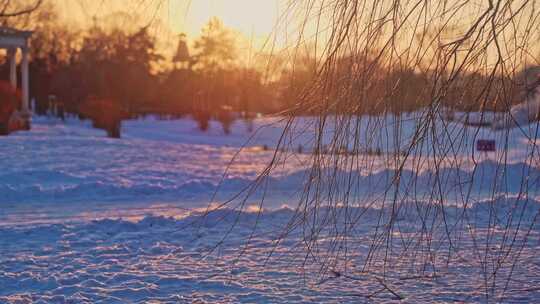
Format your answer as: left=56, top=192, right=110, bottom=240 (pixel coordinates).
left=57, top=0, right=282, bottom=44
left=52, top=0, right=301, bottom=64
left=53, top=0, right=538, bottom=68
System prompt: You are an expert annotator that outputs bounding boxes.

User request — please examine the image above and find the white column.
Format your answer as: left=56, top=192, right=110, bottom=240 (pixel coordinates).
left=21, top=47, right=29, bottom=114
left=8, top=48, right=17, bottom=90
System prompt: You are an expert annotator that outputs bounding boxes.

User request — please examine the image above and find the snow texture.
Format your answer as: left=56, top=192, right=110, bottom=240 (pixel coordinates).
left=0, top=114, right=539, bottom=303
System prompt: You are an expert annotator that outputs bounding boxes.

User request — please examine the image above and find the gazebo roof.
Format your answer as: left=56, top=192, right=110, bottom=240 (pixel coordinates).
left=0, top=26, right=32, bottom=38
left=0, top=26, right=32, bottom=49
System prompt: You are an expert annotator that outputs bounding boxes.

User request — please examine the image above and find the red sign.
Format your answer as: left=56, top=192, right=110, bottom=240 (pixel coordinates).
left=477, top=140, right=496, bottom=152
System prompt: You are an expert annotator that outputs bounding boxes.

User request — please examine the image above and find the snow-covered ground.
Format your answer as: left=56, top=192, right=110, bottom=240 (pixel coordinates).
left=1, top=114, right=540, bottom=303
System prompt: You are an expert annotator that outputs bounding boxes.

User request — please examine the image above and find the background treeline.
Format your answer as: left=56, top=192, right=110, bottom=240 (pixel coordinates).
left=292, top=53, right=524, bottom=116
left=0, top=6, right=527, bottom=133
left=1, top=11, right=286, bottom=133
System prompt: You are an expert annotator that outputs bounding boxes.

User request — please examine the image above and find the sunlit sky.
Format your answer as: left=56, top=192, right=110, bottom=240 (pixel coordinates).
left=52, top=0, right=538, bottom=67
left=57, top=0, right=283, bottom=47
left=170, top=0, right=280, bottom=38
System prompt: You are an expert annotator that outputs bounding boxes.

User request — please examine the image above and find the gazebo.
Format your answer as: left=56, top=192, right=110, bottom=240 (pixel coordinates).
left=0, top=26, right=32, bottom=129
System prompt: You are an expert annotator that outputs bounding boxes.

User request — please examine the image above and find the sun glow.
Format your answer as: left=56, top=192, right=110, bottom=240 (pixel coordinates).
left=169, top=0, right=280, bottom=40
left=58, top=0, right=283, bottom=49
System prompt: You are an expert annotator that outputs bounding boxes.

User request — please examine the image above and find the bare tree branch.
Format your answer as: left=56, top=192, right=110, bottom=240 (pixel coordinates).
left=0, top=0, right=42, bottom=18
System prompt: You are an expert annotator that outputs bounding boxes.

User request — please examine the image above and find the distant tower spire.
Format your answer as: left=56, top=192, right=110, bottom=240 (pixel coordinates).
left=173, top=33, right=190, bottom=68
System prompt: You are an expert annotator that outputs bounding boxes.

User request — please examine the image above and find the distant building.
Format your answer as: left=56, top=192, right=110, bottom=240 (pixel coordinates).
left=173, top=34, right=190, bottom=69
left=0, top=26, right=32, bottom=134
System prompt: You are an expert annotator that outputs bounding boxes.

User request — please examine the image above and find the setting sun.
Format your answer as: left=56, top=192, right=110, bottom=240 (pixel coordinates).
left=58, top=0, right=282, bottom=47
left=170, top=0, right=280, bottom=38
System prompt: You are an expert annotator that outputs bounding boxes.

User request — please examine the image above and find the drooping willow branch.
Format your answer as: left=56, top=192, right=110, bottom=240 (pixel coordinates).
left=201, top=0, right=540, bottom=301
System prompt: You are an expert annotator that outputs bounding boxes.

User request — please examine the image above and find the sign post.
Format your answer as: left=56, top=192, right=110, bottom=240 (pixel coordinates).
left=476, top=139, right=496, bottom=152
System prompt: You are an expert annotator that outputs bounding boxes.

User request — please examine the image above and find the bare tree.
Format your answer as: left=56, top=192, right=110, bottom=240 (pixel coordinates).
left=0, top=0, right=42, bottom=18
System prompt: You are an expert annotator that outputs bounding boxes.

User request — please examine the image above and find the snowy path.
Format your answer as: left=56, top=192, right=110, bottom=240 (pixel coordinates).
left=0, top=116, right=307, bottom=225
left=1, top=114, right=539, bottom=225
